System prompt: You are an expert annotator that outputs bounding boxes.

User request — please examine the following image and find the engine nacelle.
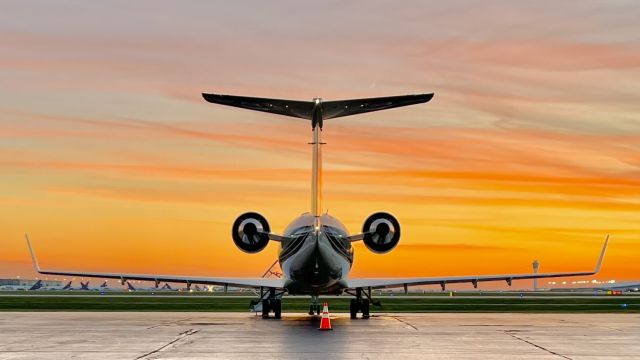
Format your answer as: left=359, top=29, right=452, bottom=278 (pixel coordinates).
left=362, top=212, right=401, bottom=254
left=231, top=212, right=271, bottom=253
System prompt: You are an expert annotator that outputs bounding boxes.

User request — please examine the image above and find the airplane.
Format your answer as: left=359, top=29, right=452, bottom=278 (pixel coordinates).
left=160, top=283, right=173, bottom=291
left=26, top=92, right=609, bottom=319
left=28, top=280, right=43, bottom=291
left=61, top=281, right=72, bottom=290
left=552, top=281, right=640, bottom=293
left=125, top=281, right=170, bottom=292
left=605, top=282, right=640, bottom=292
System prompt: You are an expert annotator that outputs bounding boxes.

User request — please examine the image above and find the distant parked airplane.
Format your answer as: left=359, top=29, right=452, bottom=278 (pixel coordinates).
left=161, top=283, right=173, bottom=291
left=28, top=280, right=43, bottom=291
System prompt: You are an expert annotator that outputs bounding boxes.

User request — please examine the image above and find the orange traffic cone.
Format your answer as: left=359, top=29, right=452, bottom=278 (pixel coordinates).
left=318, top=302, right=333, bottom=331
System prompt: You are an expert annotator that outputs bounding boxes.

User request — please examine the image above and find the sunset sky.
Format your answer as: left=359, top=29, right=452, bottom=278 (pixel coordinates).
left=1, top=1, right=639, bottom=289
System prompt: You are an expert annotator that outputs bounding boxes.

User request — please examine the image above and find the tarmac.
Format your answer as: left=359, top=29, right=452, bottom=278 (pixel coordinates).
left=0, top=312, right=638, bottom=359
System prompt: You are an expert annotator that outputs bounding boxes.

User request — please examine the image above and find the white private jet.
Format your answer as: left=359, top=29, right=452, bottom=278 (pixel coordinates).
left=26, top=92, right=608, bottom=319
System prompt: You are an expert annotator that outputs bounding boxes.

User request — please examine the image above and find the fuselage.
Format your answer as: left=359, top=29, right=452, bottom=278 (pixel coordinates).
left=279, top=213, right=353, bottom=295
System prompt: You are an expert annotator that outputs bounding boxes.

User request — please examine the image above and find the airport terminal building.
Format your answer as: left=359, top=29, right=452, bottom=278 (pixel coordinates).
left=0, top=279, right=63, bottom=287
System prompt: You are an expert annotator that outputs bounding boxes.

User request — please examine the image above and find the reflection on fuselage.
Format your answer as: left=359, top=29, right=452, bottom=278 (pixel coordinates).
left=280, top=213, right=353, bottom=295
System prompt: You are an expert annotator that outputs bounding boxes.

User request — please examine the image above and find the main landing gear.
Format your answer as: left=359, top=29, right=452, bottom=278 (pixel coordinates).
left=349, top=287, right=372, bottom=319
left=255, top=287, right=282, bottom=319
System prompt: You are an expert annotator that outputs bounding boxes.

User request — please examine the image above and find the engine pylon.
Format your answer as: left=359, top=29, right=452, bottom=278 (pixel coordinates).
left=318, top=302, right=333, bottom=331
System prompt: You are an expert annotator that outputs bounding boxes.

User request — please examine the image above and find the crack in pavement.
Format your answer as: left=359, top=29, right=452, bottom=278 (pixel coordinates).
left=146, top=317, right=194, bottom=329
left=389, top=316, right=418, bottom=331
left=504, top=331, right=572, bottom=360
left=135, top=329, right=198, bottom=359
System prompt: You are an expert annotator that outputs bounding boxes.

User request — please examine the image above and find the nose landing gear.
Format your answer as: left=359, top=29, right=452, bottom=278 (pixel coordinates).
left=308, top=295, right=321, bottom=315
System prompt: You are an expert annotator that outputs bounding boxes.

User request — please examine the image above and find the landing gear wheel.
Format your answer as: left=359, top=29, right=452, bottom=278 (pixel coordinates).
left=362, top=299, right=370, bottom=319
left=261, top=299, right=271, bottom=319
left=350, top=299, right=358, bottom=319
left=273, top=299, right=282, bottom=319
left=309, top=304, right=315, bottom=316
left=316, top=304, right=321, bottom=315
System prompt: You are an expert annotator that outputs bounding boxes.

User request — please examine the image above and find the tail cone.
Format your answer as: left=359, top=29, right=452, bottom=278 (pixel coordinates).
left=318, top=302, right=333, bottom=331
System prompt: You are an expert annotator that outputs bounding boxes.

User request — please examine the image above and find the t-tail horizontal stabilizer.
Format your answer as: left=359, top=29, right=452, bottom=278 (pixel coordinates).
left=202, top=93, right=434, bottom=129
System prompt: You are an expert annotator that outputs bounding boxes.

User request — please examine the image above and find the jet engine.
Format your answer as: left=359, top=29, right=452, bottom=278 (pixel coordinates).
left=362, top=212, right=401, bottom=254
left=231, top=212, right=271, bottom=253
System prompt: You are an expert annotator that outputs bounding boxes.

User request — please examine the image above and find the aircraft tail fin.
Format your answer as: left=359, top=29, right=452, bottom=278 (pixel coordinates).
left=161, top=283, right=173, bottom=290
left=28, top=280, right=43, bottom=291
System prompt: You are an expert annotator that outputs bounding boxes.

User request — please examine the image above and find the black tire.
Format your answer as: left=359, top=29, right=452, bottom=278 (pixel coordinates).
left=261, top=300, right=270, bottom=319
left=308, top=305, right=315, bottom=316
left=316, top=304, right=321, bottom=315
left=350, top=299, right=358, bottom=319
left=273, top=299, right=282, bottom=319
left=362, top=299, right=370, bottom=319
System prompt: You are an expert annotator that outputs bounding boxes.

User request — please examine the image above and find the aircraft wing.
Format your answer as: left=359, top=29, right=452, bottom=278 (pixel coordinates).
left=26, top=235, right=285, bottom=290
left=347, top=236, right=608, bottom=291
left=322, top=94, right=434, bottom=120
left=202, top=93, right=314, bottom=120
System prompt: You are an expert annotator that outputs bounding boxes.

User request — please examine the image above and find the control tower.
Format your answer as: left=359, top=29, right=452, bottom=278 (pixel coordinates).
left=532, top=260, right=540, bottom=291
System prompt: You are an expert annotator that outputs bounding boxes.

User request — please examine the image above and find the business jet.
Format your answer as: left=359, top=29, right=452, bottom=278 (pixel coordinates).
left=26, top=92, right=608, bottom=319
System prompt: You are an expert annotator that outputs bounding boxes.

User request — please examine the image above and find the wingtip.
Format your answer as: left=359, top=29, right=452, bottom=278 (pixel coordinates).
left=202, top=92, right=222, bottom=103
left=418, top=93, right=435, bottom=103
left=594, top=234, right=609, bottom=274
left=25, top=233, right=41, bottom=272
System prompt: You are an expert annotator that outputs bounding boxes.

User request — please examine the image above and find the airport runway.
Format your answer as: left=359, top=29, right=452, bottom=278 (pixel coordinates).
left=0, top=312, right=638, bottom=359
